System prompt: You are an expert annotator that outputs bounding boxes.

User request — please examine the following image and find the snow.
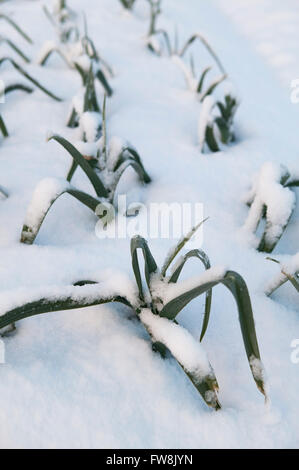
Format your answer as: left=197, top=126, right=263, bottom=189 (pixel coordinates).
left=79, top=111, right=102, bottom=142
left=0, top=0, right=298, bottom=449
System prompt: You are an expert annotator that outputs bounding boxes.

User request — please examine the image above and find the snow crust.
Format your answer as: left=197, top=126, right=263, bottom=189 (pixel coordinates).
left=0, top=0, right=298, bottom=450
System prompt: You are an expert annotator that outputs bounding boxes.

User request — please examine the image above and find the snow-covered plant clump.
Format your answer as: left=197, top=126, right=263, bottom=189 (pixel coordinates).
left=198, top=91, right=239, bottom=152
left=20, top=125, right=151, bottom=244
left=67, top=64, right=106, bottom=133
left=0, top=13, right=33, bottom=45
left=38, top=1, right=113, bottom=98
left=265, top=254, right=299, bottom=297
left=2, top=225, right=267, bottom=410
left=0, top=32, right=31, bottom=64
left=244, top=162, right=299, bottom=253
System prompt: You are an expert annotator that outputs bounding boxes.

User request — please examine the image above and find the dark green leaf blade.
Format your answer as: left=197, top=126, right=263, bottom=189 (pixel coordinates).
left=0, top=58, right=62, bottom=101
left=168, top=248, right=212, bottom=341
left=160, top=270, right=266, bottom=397
left=0, top=289, right=130, bottom=331
left=0, top=14, right=33, bottom=44
left=130, top=236, right=158, bottom=302
left=21, top=180, right=101, bottom=244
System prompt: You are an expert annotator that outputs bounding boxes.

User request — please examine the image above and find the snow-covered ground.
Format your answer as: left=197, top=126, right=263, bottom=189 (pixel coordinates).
left=0, top=0, right=298, bottom=448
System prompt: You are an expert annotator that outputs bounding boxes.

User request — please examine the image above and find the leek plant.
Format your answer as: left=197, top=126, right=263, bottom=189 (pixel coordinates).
left=118, top=0, right=137, bottom=9
left=0, top=57, right=62, bottom=102
left=199, top=93, right=239, bottom=152
left=20, top=99, right=151, bottom=245
left=0, top=227, right=267, bottom=410
left=244, top=163, right=299, bottom=253
left=266, top=256, right=299, bottom=297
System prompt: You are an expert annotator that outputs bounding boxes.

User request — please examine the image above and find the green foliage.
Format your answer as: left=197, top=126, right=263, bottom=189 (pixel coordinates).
left=246, top=165, right=298, bottom=254
left=118, top=0, right=136, bottom=9
left=146, top=0, right=162, bottom=36
left=0, top=83, right=34, bottom=138
left=0, top=14, right=33, bottom=44
left=0, top=57, right=62, bottom=101
left=20, top=127, right=151, bottom=244
left=0, top=36, right=30, bottom=62
left=200, top=93, right=239, bottom=153
left=0, top=114, right=9, bottom=138
left=266, top=257, right=299, bottom=297
left=8, top=228, right=266, bottom=409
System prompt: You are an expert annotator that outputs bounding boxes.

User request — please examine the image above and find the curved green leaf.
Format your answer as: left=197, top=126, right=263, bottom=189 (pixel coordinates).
left=48, top=135, right=108, bottom=198
left=168, top=249, right=212, bottom=341
left=96, top=69, right=113, bottom=97
left=0, top=58, right=62, bottom=101
left=285, top=179, right=299, bottom=188
left=200, top=74, right=227, bottom=102
left=4, top=83, right=33, bottom=95
left=159, top=270, right=266, bottom=397
left=205, top=124, right=220, bottom=152
left=21, top=182, right=101, bottom=245
left=130, top=235, right=158, bottom=302
left=169, top=249, right=211, bottom=283
left=0, top=14, right=32, bottom=44
left=66, top=159, right=78, bottom=182
left=197, top=66, right=211, bottom=93
left=114, top=147, right=151, bottom=184
left=84, top=66, right=101, bottom=112
left=150, top=29, right=172, bottom=55
left=161, top=220, right=207, bottom=277
left=179, top=33, right=227, bottom=75
left=0, top=185, right=8, bottom=198
left=110, top=160, right=151, bottom=202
